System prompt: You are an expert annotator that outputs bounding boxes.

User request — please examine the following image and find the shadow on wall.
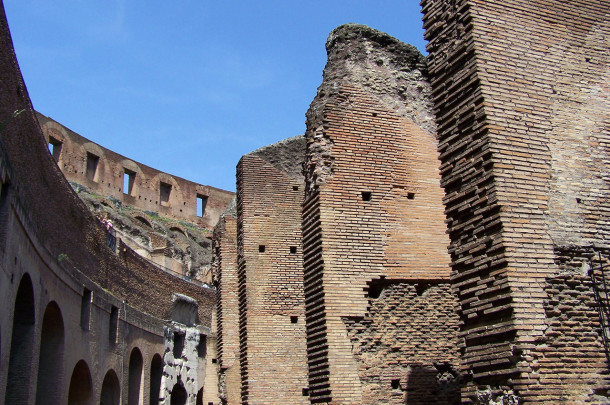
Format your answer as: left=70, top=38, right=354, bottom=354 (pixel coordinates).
left=404, top=365, right=461, bottom=405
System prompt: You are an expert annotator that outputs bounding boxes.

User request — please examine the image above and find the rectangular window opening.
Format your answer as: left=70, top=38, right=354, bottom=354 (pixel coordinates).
left=407, top=192, right=415, bottom=200
left=48, top=137, right=62, bottom=162
left=123, top=169, right=136, bottom=195
left=302, top=388, right=309, bottom=396
left=291, top=316, right=298, bottom=324
left=362, top=191, right=372, bottom=201
left=109, top=305, right=119, bottom=344
left=173, top=331, right=185, bottom=358
left=212, top=358, right=217, bottom=364
left=290, top=246, right=297, bottom=254
left=80, top=288, right=92, bottom=330
left=197, top=194, right=208, bottom=218
left=391, top=379, right=401, bottom=390
left=198, top=334, right=207, bottom=358
left=258, top=245, right=265, bottom=253
left=293, top=185, right=299, bottom=191
left=86, top=152, right=99, bottom=182
left=160, top=182, right=172, bottom=206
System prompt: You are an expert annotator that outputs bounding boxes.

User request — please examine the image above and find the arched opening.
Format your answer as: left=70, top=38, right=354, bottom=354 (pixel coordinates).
left=5, top=273, right=36, bottom=404
left=170, top=382, right=187, bottom=405
left=67, top=359, right=92, bottom=405
left=149, top=353, right=163, bottom=405
left=100, top=369, right=120, bottom=405
left=196, top=387, right=204, bottom=405
left=128, top=347, right=144, bottom=405
left=36, top=301, right=65, bottom=405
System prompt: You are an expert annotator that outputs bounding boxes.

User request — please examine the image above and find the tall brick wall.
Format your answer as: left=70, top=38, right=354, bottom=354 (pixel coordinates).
left=37, top=112, right=234, bottom=230
left=236, top=137, right=309, bottom=404
left=301, top=25, right=460, bottom=404
left=212, top=210, right=241, bottom=404
left=423, top=0, right=610, bottom=402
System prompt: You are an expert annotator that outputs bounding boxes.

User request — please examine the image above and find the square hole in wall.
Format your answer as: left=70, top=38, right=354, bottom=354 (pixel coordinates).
left=173, top=331, right=185, bottom=358
left=80, top=288, right=92, bottom=330
left=302, top=388, right=309, bottom=396
left=160, top=181, right=172, bottom=206
left=86, top=152, right=99, bottom=182
left=293, top=185, right=299, bottom=191
left=123, top=169, right=136, bottom=195
left=212, top=358, right=217, bottom=364
left=290, top=246, right=297, bottom=254
left=198, top=334, right=207, bottom=358
left=362, top=191, right=372, bottom=201
left=259, top=245, right=265, bottom=253
left=197, top=194, right=208, bottom=217
left=407, top=192, right=415, bottom=200
left=48, top=136, right=62, bottom=162
left=109, top=305, right=119, bottom=344
left=391, top=379, right=401, bottom=389
left=291, top=316, right=298, bottom=324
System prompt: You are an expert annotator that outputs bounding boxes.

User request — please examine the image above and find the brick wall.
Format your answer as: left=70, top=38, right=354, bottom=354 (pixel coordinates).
left=300, top=24, right=459, bottom=404
left=37, top=112, right=234, bottom=230
left=302, top=83, right=459, bottom=404
left=212, top=212, right=241, bottom=404
left=236, top=137, right=309, bottom=404
left=422, top=0, right=610, bottom=402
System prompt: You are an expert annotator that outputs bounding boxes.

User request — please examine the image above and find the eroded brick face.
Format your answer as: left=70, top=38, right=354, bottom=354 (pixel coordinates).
left=423, top=0, right=610, bottom=402
left=344, top=282, right=461, bottom=405
left=303, top=75, right=458, bottom=404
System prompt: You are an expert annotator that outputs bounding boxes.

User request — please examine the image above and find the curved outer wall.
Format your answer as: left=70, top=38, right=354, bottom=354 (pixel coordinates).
left=37, top=112, right=234, bottom=231
left=0, top=2, right=218, bottom=404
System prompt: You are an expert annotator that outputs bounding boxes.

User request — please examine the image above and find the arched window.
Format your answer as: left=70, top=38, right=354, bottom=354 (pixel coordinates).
left=67, top=360, right=92, bottom=405
left=128, top=347, right=144, bottom=405
left=170, top=382, right=187, bottom=405
left=150, top=353, right=163, bottom=405
left=5, top=273, right=35, bottom=404
left=100, top=369, right=120, bottom=405
left=36, top=301, right=65, bottom=405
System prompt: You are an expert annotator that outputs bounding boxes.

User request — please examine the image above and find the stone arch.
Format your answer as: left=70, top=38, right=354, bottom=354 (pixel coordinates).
left=169, top=223, right=188, bottom=238
left=67, top=359, right=92, bottom=405
left=132, top=213, right=153, bottom=229
left=5, top=273, right=36, bottom=404
left=35, top=301, right=65, bottom=405
left=100, top=369, right=120, bottom=405
left=149, top=353, right=163, bottom=405
left=128, top=347, right=144, bottom=405
left=170, top=381, right=187, bottom=405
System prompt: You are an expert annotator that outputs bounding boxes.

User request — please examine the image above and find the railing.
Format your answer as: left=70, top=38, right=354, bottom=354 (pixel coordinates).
left=588, top=252, right=610, bottom=364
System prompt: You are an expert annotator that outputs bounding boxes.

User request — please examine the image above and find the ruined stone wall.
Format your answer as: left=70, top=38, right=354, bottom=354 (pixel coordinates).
left=301, top=24, right=460, bottom=404
left=422, top=0, right=610, bottom=402
left=0, top=2, right=219, bottom=403
left=236, top=137, right=309, bottom=404
left=37, top=112, right=234, bottom=231
left=212, top=211, right=242, bottom=404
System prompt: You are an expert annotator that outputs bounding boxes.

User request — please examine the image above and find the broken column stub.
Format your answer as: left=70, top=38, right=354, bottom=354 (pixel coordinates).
left=302, top=24, right=457, bottom=404
left=304, top=23, right=435, bottom=192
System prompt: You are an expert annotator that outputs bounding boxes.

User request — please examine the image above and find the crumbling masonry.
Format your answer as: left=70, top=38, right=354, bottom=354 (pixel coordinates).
left=213, top=2, right=610, bottom=404
left=1, top=0, right=609, bottom=404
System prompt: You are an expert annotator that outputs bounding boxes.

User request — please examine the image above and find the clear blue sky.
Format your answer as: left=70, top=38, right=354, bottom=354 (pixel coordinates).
left=4, top=1, right=427, bottom=192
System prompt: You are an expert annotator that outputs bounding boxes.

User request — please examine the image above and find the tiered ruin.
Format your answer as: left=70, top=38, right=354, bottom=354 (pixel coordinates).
left=1, top=0, right=609, bottom=404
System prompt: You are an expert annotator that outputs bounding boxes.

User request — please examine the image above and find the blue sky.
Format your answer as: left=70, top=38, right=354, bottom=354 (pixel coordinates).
left=4, top=1, right=428, bottom=192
